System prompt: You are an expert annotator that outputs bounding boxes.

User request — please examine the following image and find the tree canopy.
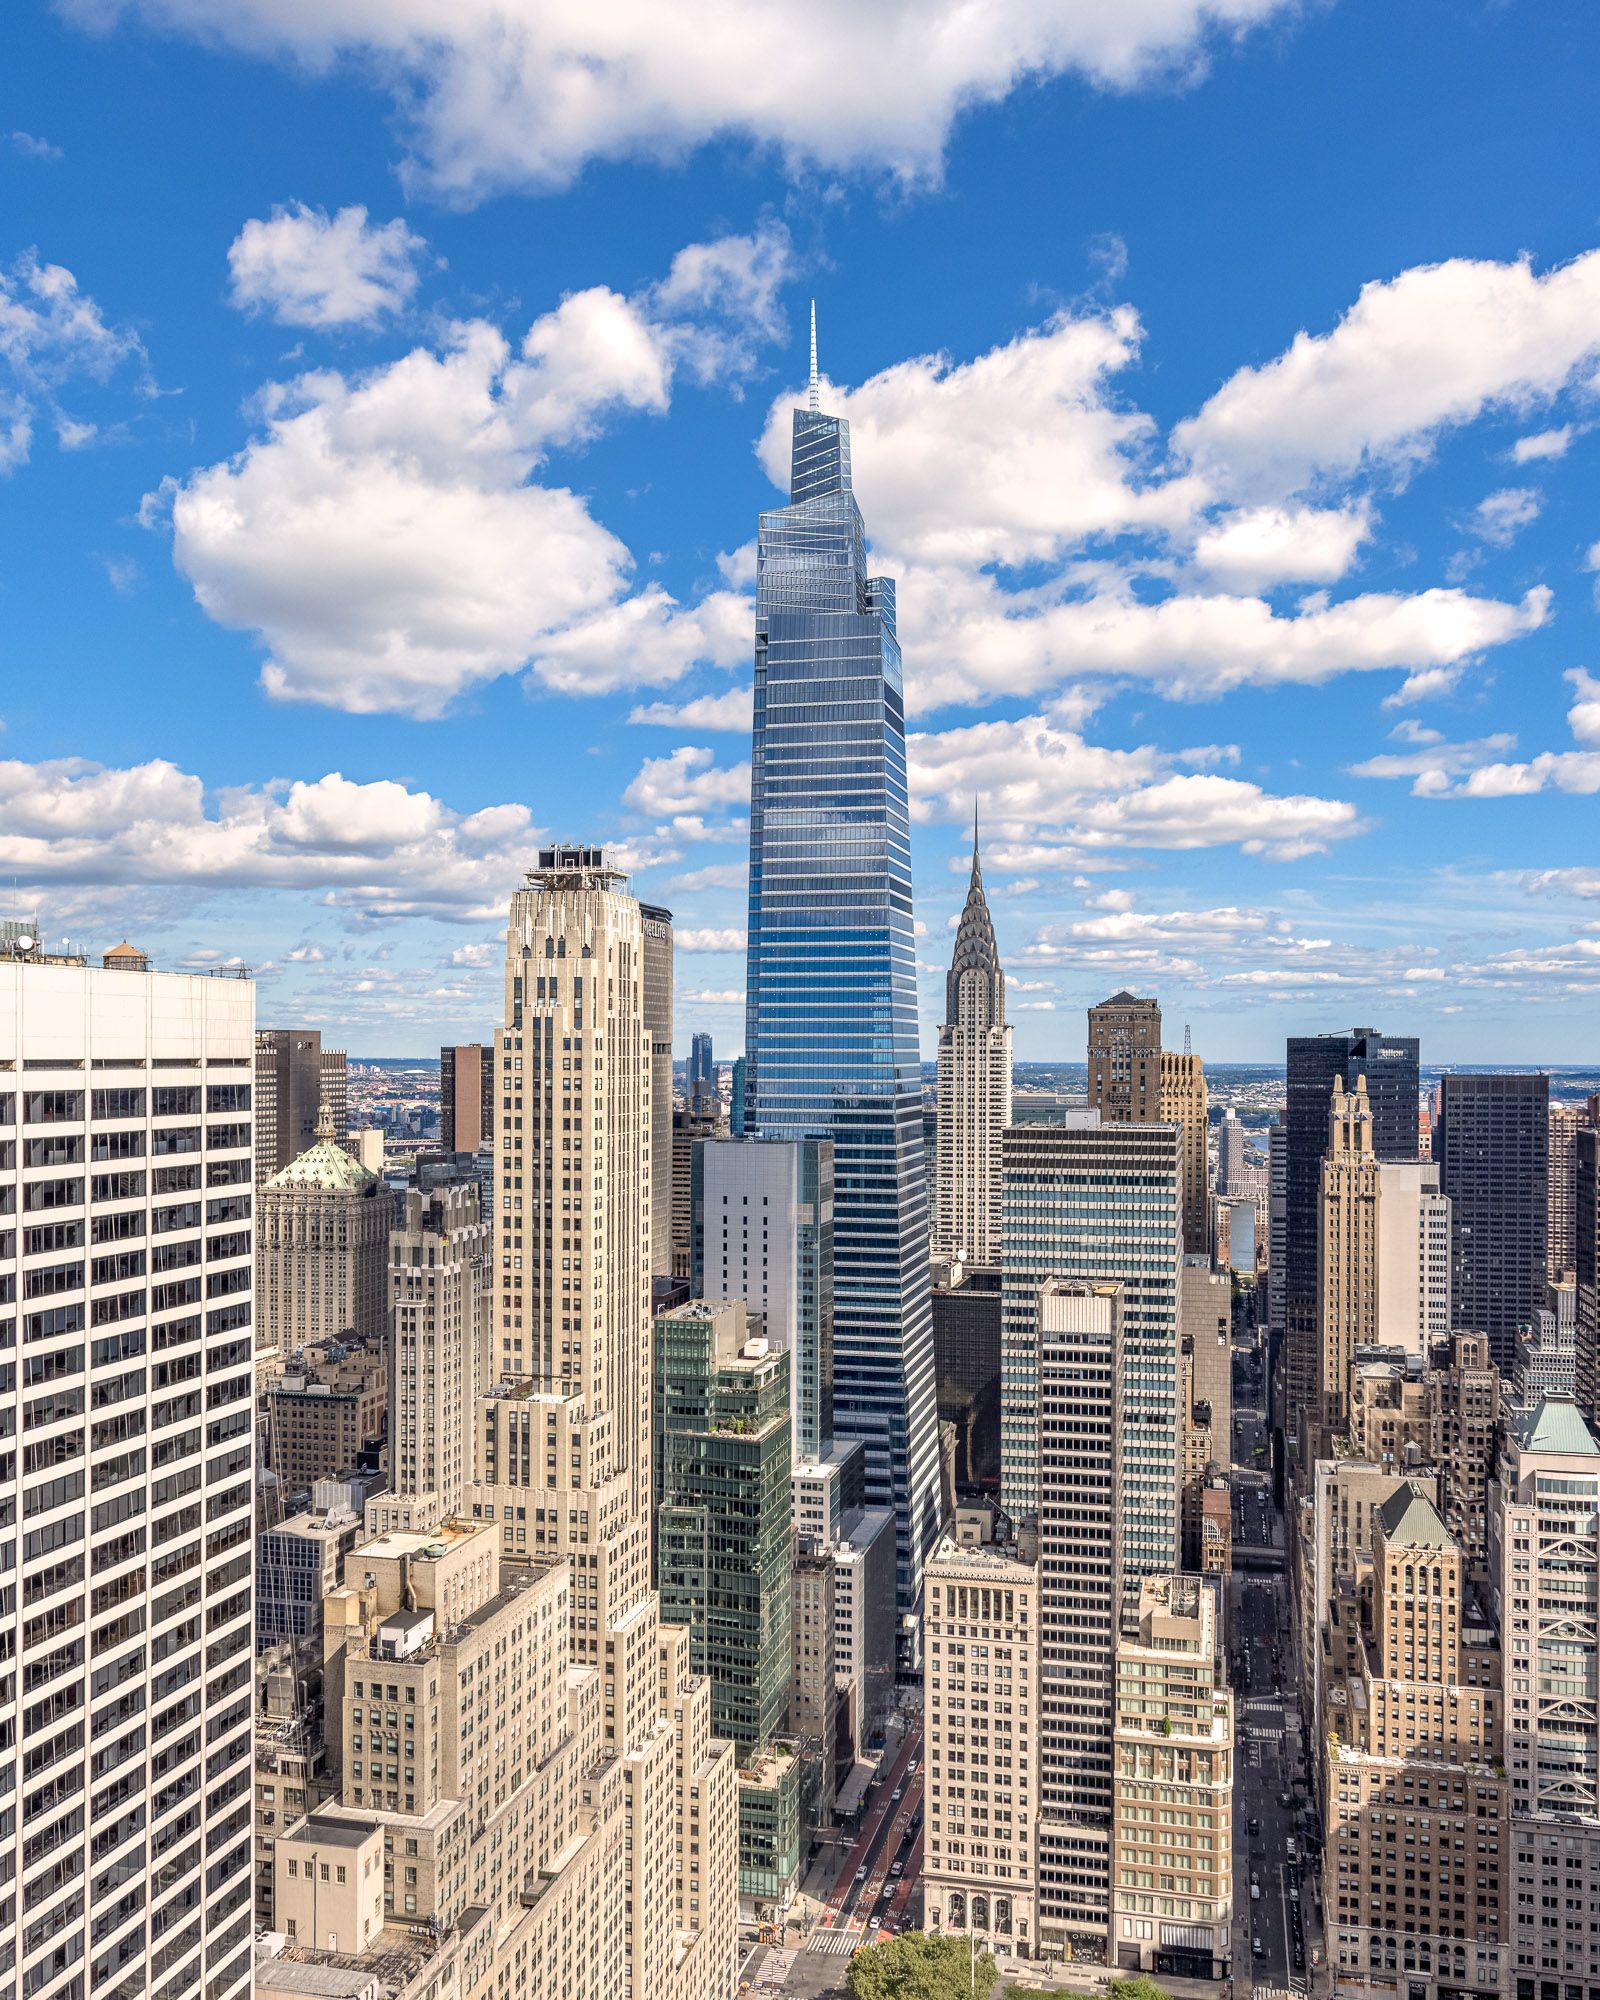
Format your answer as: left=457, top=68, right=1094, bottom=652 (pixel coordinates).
left=845, top=1931, right=999, bottom=2000
left=1107, top=1975, right=1174, bottom=2000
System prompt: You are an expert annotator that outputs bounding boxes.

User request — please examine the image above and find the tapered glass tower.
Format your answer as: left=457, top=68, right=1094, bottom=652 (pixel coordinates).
left=743, top=323, right=941, bottom=1621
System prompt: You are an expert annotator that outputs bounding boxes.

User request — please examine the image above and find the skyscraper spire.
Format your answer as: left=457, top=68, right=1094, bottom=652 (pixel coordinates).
left=808, top=298, right=819, bottom=411
left=934, top=799, right=1011, bottom=1266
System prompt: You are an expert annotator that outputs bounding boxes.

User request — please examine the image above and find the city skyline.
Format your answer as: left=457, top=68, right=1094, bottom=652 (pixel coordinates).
left=4, top=5, right=1600, bottom=1062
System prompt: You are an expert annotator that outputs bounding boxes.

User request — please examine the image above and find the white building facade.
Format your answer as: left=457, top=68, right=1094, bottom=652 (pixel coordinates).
left=1, top=945, right=257, bottom=2000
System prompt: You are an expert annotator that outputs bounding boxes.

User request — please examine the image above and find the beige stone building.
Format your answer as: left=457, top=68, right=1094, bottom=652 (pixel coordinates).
left=1087, top=991, right=1162, bottom=1121
left=1549, top=1101, right=1588, bottom=1278
left=791, top=1537, right=841, bottom=1821
left=1160, top=1049, right=1209, bottom=1259
left=923, top=1514, right=1041, bottom=1968
left=1323, top=1487, right=1507, bottom=2000
left=1110, top=1576, right=1233, bottom=1981
left=1179, top=1262, right=1232, bottom=1571
left=1318, top=1076, right=1382, bottom=1453
left=257, top=1098, right=391, bottom=1376
left=1084, top=995, right=1208, bottom=1255
left=266, top=1330, right=388, bottom=1500
left=1199, top=1482, right=1232, bottom=1574
left=1348, top=1353, right=1435, bottom=1470
left=1295, top=1459, right=1441, bottom=1744
left=257, top=846, right=740, bottom=2000
left=367, top=1183, right=490, bottom=1537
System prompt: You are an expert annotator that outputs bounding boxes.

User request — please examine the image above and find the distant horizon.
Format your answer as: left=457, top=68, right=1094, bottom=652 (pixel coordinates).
left=349, top=1051, right=1600, bottom=1076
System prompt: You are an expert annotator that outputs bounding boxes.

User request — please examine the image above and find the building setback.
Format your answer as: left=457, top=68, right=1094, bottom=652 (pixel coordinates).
left=1, top=941, right=257, bottom=2000
left=1085, top=994, right=1207, bottom=1255
left=1317, top=1076, right=1381, bottom=1453
left=1436, top=1071, right=1550, bottom=1370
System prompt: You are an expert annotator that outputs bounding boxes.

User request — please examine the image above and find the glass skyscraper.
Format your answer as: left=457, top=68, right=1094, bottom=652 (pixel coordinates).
left=742, top=353, right=941, bottom=1620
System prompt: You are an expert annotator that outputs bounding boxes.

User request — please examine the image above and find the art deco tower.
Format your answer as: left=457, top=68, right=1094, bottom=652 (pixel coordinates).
left=477, top=844, right=739, bottom=1997
left=743, top=318, right=942, bottom=1622
left=1317, top=1074, right=1381, bottom=1453
left=934, top=819, right=1012, bottom=1265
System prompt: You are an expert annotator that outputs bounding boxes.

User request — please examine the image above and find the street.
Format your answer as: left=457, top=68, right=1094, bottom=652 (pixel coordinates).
left=741, top=1341, right=1319, bottom=2000
left=740, top=1719, right=926, bottom=1999
left=1230, top=1341, right=1318, bottom=2000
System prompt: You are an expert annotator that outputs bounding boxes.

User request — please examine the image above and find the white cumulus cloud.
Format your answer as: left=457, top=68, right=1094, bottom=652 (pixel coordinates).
left=622, top=746, right=751, bottom=821
left=628, top=688, right=753, bottom=732
left=674, top=928, right=744, bottom=953
left=1511, top=425, right=1572, bottom=464
left=757, top=306, right=1196, bottom=567
left=0, top=754, right=547, bottom=922
left=151, top=227, right=787, bottom=716
left=907, top=713, right=1362, bottom=859
left=227, top=202, right=429, bottom=328
left=64, top=0, right=1300, bottom=200
left=1468, top=485, right=1542, bottom=546
left=1191, top=502, right=1370, bottom=590
left=1175, top=248, right=1600, bottom=501
left=0, top=250, right=146, bottom=470
left=1353, top=670, right=1600, bottom=798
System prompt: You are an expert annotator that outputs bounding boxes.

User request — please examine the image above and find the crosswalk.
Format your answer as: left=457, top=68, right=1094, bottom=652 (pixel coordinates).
left=809, top=1928, right=862, bottom=1956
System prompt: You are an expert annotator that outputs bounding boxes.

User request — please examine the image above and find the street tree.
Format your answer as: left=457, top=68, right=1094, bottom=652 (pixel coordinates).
left=845, top=1930, right=999, bottom=2000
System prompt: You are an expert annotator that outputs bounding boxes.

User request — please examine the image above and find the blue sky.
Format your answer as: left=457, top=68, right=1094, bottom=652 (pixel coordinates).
left=3, top=0, right=1599, bottom=1062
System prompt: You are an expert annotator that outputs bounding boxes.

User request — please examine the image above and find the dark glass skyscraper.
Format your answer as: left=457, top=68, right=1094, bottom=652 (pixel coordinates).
left=743, top=344, right=941, bottom=1621
left=1283, top=1028, right=1419, bottom=1442
left=688, top=1028, right=715, bottom=1115
left=1436, top=1072, right=1549, bottom=1370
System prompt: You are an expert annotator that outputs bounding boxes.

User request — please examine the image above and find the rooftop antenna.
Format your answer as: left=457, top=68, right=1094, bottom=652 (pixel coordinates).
left=1184, top=1022, right=1193, bottom=1056
left=808, top=299, right=819, bottom=412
